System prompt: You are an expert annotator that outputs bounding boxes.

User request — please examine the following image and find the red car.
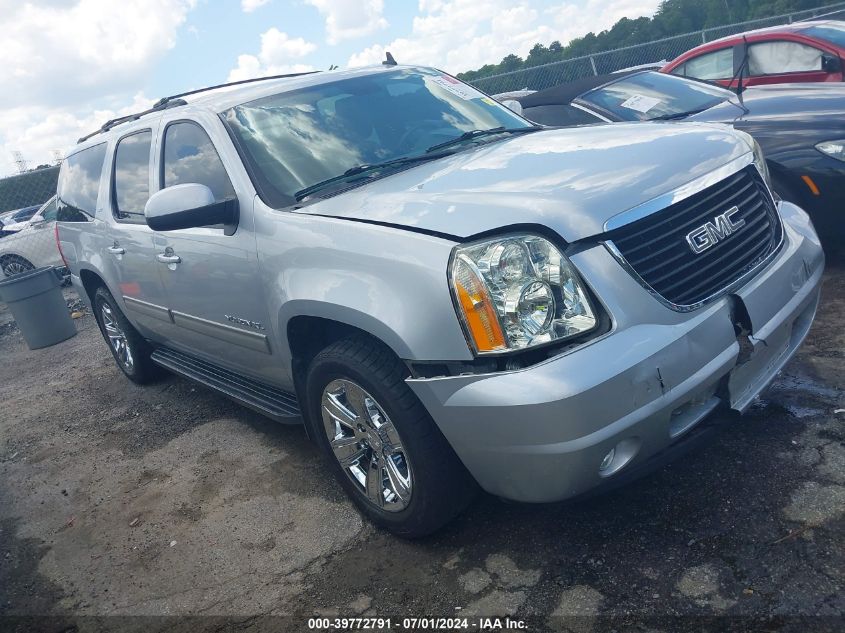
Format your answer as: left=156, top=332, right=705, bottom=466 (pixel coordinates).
left=662, top=20, right=845, bottom=87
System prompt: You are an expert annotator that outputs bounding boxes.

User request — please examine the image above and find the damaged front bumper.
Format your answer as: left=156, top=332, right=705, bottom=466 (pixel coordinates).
left=407, top=202, right=824, bottom=503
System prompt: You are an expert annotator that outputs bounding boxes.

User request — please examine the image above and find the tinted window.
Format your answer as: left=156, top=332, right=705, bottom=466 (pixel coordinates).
left=57, top=143, right=107, bottom=221
left=523, top=104, right=602, bottom=127
left=748, top=40, right=823, bottom=75
left=113, top=131, right=152, bottom=223
left=223, top=67, right=532, bottom=207
left=683, top=47, right=734, bottom=80
left=12, top=206, right=39, bottom=222
left=804, top=24, right=845, bottom=48
left=581, top=72, right=729, bottom=121
left=162, top=122, right=235, bottom=201
left=40, top=198, right=58, bottom=222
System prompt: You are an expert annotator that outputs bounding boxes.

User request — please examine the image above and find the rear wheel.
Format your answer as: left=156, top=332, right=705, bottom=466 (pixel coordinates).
left=1, top=255, right=34, bottom=277
left=305, top=334, right=477, bottom=537
left=93, top=287, right=162, bottom=384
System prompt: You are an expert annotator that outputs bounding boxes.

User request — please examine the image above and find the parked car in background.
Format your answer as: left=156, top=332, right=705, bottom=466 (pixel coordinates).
left=0, top=204, right=42, bottom=236
left=501, top=70, right=845, bottom=240
left=0, top=196, right=67, bottom=279
left=662, top=20, right=845, bottom=87
left=58, top=65, right=823, bottom=536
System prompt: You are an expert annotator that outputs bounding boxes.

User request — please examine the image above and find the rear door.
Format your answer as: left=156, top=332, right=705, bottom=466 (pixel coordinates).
left=151, top=116, right=275, bottom=383
left=105, top=126, right=172, bottom=340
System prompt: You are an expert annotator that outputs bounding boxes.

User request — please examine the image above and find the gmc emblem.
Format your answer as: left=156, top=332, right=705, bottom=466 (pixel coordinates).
left=685, top=206, right=746, bottom=255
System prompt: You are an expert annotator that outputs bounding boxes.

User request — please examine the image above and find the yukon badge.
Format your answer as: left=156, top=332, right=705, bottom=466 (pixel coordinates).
left=685, top=206, right=745, bottom=255
left=224, top=315, right=265, bottom=330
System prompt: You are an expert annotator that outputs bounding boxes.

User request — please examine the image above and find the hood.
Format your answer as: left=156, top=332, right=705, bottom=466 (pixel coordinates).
left=687, top=83, right=845, bottom=125
left=294, top=123, right=750, bottom=242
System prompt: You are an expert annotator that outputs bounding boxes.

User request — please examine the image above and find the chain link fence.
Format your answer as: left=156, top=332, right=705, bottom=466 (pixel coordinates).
left=467, top=2, right=845, bottom=95
left=0, top=167, right=65, bottom=282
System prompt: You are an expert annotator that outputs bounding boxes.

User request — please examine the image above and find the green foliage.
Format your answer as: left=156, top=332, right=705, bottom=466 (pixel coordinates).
left=457, top=0, right=837, bottom=81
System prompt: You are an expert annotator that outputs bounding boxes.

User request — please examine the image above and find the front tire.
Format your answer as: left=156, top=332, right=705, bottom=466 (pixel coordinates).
left=305, top=334, right=477, bottom=538
left=93, top=287, right=161, bottom=384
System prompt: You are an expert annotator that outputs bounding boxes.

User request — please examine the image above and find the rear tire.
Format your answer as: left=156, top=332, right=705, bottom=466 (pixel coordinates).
left=1, top=255, right=35, bottom=277
left=93, top=287, right=162, bottom=384
left=305, top=334, right=477, bottom=538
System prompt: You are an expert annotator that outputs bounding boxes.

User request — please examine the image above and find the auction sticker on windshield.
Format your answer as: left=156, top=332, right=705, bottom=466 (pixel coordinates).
left=432, top=75, right=485, bottom=100
left=620, top=94, right=662, bottom=113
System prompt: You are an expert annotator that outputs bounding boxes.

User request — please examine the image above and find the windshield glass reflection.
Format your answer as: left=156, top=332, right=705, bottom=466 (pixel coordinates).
left=223, top=68, right=530, bottom=206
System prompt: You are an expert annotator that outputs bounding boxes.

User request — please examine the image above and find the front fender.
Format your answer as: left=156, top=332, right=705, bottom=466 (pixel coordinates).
left=255, top=211, right=473, bottom=374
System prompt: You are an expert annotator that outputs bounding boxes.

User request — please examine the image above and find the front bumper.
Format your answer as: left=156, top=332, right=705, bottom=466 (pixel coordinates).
left=408, top=202, right=824, bottom=502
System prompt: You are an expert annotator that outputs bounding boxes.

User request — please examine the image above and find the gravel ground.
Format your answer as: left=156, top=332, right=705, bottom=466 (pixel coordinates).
left=0, top=257, right=842, bottom=633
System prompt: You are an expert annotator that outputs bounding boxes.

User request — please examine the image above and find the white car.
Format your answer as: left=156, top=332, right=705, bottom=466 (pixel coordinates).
left=0, top=196, right=67, bottom=278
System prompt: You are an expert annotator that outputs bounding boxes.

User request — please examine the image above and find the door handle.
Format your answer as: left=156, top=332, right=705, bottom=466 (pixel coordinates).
left=156, top=253, right=181, bottom=264
left=107, top=245, right=125, bottom=255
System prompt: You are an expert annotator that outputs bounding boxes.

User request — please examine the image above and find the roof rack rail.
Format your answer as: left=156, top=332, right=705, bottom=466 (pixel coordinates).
left=77, top=69, right=320, bottom=144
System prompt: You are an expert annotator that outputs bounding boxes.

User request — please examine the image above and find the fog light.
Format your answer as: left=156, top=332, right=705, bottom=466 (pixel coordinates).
left=599, top=448, right=615, bottom=472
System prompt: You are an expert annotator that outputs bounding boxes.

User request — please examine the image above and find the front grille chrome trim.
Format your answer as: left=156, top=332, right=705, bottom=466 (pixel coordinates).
left=603, top=209, right=784, bottom=314
left=604, top=152, right=754, bottom=233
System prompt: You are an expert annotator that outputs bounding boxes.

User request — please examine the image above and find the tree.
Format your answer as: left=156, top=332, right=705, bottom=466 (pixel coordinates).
left=456, top=0, right=833, bottom=81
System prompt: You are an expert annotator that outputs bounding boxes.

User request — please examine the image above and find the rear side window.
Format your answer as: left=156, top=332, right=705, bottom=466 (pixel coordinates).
left=162, top=122, right=235, bottom=201
left=113, top=130, right=152, bottom=223
left=40, top=198, right=58, bottom=222
left=683, top=47, right=734, bottom=80
left=748, top=41, right=823, bottom=76
left=57, top=143, right=107, bottom=222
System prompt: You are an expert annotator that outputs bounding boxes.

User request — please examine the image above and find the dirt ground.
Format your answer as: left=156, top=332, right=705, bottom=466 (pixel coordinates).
left=0, top=256, right=842, bottom=633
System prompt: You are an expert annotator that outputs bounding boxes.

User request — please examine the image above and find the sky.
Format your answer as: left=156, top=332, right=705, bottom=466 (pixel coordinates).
left=0, top=0, right=661, bottom=176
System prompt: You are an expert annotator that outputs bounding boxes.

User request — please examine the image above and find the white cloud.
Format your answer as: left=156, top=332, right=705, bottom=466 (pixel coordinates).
left=0, top=94, right=156, bottom=175
left=0, top=0, right=196, bottom=175
left=241, top=0, right=270, bottom=12
left=227, top=28, right=317, bottom=81
left=347, top=0, right=660, bottom=73
left=306, top=0, right=388, bottom=44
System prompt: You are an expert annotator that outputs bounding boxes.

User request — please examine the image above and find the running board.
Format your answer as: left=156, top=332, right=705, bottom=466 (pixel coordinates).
left=151, top=346, right=302, bottom=422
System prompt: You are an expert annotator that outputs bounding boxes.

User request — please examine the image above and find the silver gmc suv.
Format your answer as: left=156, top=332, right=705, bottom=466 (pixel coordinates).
left=56, top=65, right=825, bottom=536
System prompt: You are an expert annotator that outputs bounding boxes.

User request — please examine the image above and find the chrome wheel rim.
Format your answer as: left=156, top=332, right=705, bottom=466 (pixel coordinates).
left=101, top=304, right=134, bottom=371
left=321, top=379, right=412, bottom=512
left=3, top=259, right=32, bottom=276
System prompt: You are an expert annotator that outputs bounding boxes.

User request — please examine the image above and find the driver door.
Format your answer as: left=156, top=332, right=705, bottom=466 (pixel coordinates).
left=151, top=117, right=275, bottom=384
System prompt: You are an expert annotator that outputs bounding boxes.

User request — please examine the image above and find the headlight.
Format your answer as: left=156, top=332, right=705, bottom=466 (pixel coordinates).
left=449, top=234, right=597, bottom=354
left=816, top=139, right=845, bottom=162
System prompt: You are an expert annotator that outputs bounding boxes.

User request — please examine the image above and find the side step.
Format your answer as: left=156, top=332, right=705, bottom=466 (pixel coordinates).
left=151, top=346, right=302, bottom=422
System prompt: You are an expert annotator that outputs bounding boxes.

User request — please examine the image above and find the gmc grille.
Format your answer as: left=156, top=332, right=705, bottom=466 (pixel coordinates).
left=607, top=166, right=782, bottom=308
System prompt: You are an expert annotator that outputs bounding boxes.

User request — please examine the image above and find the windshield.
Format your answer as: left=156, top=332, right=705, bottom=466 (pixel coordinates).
left=223, top=67, right=531, bottom=206
left=804, top=24, right=845, bottom=48
left=579, top=72, right=730, bottom=122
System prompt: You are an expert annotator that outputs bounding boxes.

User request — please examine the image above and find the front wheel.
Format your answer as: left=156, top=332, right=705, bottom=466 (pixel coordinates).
left=305, top=335, right=477, bottom=538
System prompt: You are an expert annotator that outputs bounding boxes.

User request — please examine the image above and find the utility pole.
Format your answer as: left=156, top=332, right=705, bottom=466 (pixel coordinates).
left=12, top=151, right=29, bottom=174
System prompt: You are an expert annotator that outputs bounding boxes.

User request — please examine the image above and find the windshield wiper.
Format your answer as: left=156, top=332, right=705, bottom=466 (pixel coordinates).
left=425, top=126, right=539, bottom=153
left=651, top=107, right=712, bottom=121
left=294, top=151, right=453, bottom=201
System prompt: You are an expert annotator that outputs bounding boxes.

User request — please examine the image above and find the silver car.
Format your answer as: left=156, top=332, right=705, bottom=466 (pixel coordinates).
left=56, top=65, right=824, bottom=536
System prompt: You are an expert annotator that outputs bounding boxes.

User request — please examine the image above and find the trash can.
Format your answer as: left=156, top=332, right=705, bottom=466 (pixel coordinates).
left=0, top=266, right=77, bottom=350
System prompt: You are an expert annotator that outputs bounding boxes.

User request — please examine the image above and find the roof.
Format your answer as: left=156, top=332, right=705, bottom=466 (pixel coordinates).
left=516, top=70, right=641, bottom=107
left=73, top=64, right=410, bottom=151
left=702, top=19, right=838, bottom=47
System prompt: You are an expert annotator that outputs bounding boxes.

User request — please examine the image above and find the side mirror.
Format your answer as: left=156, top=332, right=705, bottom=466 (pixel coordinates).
left=822, top=53, right=842, bottom=73
left=501, top=99, right=523, bottom=115
left=144, top=183, right=239, bottom=236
